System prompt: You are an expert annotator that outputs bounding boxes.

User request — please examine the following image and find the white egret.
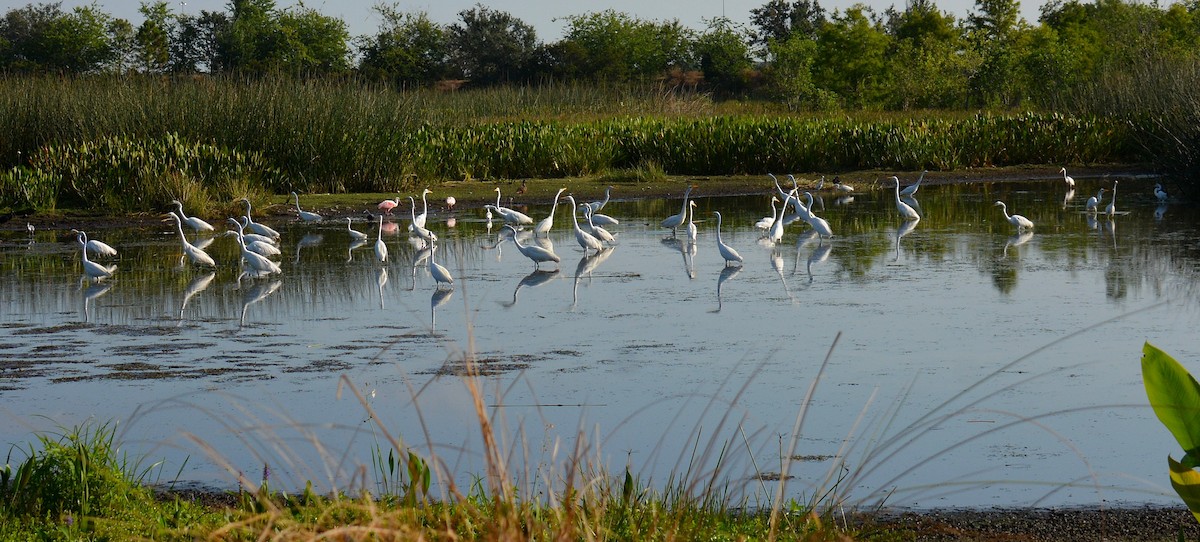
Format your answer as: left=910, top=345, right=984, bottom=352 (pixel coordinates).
left=490, top=187, right=533, bottom=224
left=408, top=196, right=438, bottom=245
left=227, top=221, right=282, bottom=275
left=755, top=197, right=779, bottom=231
left=27, top=222, right=34, bottom=235
left=833, top=177, right=854, bottom=193
left=1085, top=188, right=1105, bottom=213
left=1154, top=183, right=1168, bottom=202
left=899, top=170, right=927, bottom=196
left=535, top=187, right=568, bottom=236
left=291, top=192, right=323, bottom=222
left=234, top=217, right=280, bottom=249
left=588, top=211, right=619, bottom=226
left=660, top=185, right=694, bottom=235
left=1105, top=180, right=1118, bottom=216
left=713, top=211, right=743, bottom=267
left=72, top=230, right=118, bottom=258
left=346, top=217, right=368, bottom=241
left=582, top=205, right=615, bottom=244
left=1060, top=167, right=1075, bottom=189
left=429, top=244, right=454, bottom=290
left=564, top=195, right=603, bottom=252
left=803, top=193, right=833, bottom=238
left=994, top=200, right=1034, bottom=232
left=167, top=212, right=216, bottom=267
left=686, top=201, right=699, bottom=243
left=504, top=224, right=560, bottom=270
left=409, top=188, right=431, bottom=231
left=225, top=217, right=282, bottom=257
left=890, top=176, right=920, bottom=220
left=374, top=214, right=388, bottom=262
left=586, top=185, right=614, bottom=214
left=770, top=174, right=807, bottom=222
left=445, top=195, right=456, bottom=211
left=768, top=190, right=789, bottom=244
left=75, top=232, right=113, bottom=281
left=239, top=198, right=280, bottom=239
left=171, top=200, right=214, bottom=232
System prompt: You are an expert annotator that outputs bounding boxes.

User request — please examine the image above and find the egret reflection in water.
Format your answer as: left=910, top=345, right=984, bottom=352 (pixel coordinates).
left=376, top=267, right=388, bottom=309
left=500, top=269, right=559, bottom=308
left=571, top=247, right=614, bottom=308
left=894, top=218, right=920, bottom=262
left=805, top=240, right=832, bottom=283
left=179, top=271, right=216, bottom=320
left=237, top=274, right=282, bottom=327
left=711, top=264, right=741, bottom=313
left=82, top=281, right=112, bottom=322
left=431, top=288, right=453, bottom=330
left=346, top=238, right=368, bottom=262
left=1003, top=231, right=1034, bottom=258
left=294, top=233, right=324, bottom=263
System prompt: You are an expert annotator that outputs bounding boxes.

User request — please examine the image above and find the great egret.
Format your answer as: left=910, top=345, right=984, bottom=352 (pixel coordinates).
left=491, top=187, right=533, bottom=224
left=76, top=232, right=113, bottom=281
left=582, top=205, right=615, bottom=244
left=1154, top=183, right=1168, bottom=202
left=768, top=191, right=789, bottom=244
left=994, top=200, right=1034, bottom=232
left=586, top=185, right=614, bottom=214
left=408, top=196, right=438, bottom=245
left=71, top=230, right=117, bottom=259
left=26, top=222, right=34, bottom=235
left=564, top=195, right=603, bottom=252
left=803, top=193, right=833, bottom=238
left=660, top=185, right=694, bottom=235
left=1060, top=167, right=1075, bottom=189
left=504, top=224, right=560, bottom=270
left=1085, top=188, right=1105, bottom=213
left=588, top=211, right=619, bottom=226
left=346, top=217, right=368, bottom=241
left=686, top=200, right=699, bottom=243
left=234, top=217, right=280, bottom=249
left=227, top=221, right=282, bottom=275
left=227, top=218, right=281, bottom=256
left=378, top=196, right=400, bottom=214
left=769, top=174, right=807, bottom=223
left=833, top=177, right=854, bottom=193
left=713, top=211, right=743, bottom=266
left=429, top=244, right=453, bottom=290
left=171, top=200, right=214, bottom=232
left=167, top=212, right=216, bottom=267
left=1105, top=180, right=1118, bottom=216
left=409, top=188, right=431, bottom=231
left=291, top=192, right=323, bottom=222
left=535, top=187, right=568, bottom=236
left=755, top=197, right=779, bottom=231
left=239, top=198, right=280, bottom=239
left=890, top=176, right=920, bottom=220
left=899, top=170, right=927, bottom=196
left=374, top=214, right=388, bottom=262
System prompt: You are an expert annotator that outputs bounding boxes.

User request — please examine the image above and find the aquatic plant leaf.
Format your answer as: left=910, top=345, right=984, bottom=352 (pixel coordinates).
left=1168, top=455, right=1200, bottom=523
left=1142, top=342, right=1200, bottom=457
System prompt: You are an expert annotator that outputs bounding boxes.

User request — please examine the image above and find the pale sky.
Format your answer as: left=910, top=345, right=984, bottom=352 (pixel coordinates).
left=25, top=0, right=1048, bottom=42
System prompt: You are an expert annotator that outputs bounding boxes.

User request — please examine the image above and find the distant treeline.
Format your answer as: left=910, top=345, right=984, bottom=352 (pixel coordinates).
left=3, top=0, right=1200, bottom=110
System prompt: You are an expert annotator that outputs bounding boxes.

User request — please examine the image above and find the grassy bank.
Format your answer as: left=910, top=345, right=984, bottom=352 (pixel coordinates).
left=0, top=76, right=1140, bottom=216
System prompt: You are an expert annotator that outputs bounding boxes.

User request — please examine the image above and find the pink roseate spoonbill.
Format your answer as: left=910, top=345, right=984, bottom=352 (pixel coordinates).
left=377, top=195, right=401, bottom=214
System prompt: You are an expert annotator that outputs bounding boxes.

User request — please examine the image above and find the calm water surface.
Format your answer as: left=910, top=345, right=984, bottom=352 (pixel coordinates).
left=1, top=176, right=1197, bottom=509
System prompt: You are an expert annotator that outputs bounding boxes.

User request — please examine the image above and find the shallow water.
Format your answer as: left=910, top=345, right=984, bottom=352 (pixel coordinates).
left=1, top=176, right=1196, bottom=509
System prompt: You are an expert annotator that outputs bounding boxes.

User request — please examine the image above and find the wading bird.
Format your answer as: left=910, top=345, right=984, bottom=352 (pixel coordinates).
left=72, top=230, right=118, bottom=258
left=291, top=192, right=323, bottom=222
left=76, top=231, right=113, bottom=281
left=429, top=244, right=453, bottom=290
left=535, top=188, right=568, bottom=236
left=582, top=206, right=615, bottom=244
left=661, top=185, right=694, bottom=236
left=994, top=200, right=1034, bottom=232
left=409, top=196, right=438, bottom=246
left=171, top=200, right=214, bottom=232
left=504, top=224, right=560, bottom=270
left=1060, top=167, right=1075, bottom=189
left=410, top=188, right=432, bottom=231
left=167, top=212, right=216, bottom=267
left=1155, top=183, right=1168, bottom=202
left=890, top=176, right=920, bottom=220
left=712, top=211, right=742, bottom=267
left=686, top=200, right=699, bottom=243
left=1106, top=180, right=1119, bottom=216
left=1085, top=188, right=1105, bottom=213
left=227, top=220, right=281, bottom=275
left=899, top=170, right=927, bottom=196
left=239, top=198, right=280, bottom=239
left=565, top=195, right=603, bottom=253
left=374, top=214, right=388, bottom=263
left=346, top=217, right=368, bottom=241
left=490, top=187, right=533, bottom=225
left=378, top=196, right=400, bottom=214
left=586, top=185, right=614, bottom=214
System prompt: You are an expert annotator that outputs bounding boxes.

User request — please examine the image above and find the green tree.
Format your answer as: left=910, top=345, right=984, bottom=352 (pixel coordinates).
left=693, top=17, right=752, bottom=95
left=447, top=4, right=537, bottom=84
left=883, top=0, right=972, bottom=109
left=967, top=0, right=1027, bottom=106
left=276, top=4, right=349, bottom=75
left=170, top=10, right=227, bottom=73
left=814, top=5, right=891, bottom=108
left=749, top=0, right=826, bottom=52
left=216, top=0, right=279, bottom=73
left=135, top=1, right=172, bottom=72
left=358, top=6, right=447, bottom=85
left=559, top=10, right=695, bottom=82
left=764, top=34, right=835, bottom=109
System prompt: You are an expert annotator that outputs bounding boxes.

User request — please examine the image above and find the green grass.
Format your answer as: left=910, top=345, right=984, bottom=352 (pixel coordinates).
left=0, top=75, right=1142, bottom=214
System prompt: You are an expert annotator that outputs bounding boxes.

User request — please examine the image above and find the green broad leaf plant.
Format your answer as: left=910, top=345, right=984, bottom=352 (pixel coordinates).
left=1142, top=342, right=1200, bottom=521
